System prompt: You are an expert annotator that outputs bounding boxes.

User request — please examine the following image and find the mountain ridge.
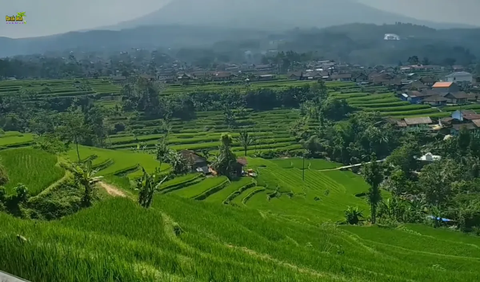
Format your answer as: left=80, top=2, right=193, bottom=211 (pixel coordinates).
left=109, top=0, right=476, bottom=31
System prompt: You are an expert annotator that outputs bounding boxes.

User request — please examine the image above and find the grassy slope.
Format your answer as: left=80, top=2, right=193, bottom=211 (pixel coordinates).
left=1, top=195, right=480, bottom=282
left=0, top=148, right=64, bottom=195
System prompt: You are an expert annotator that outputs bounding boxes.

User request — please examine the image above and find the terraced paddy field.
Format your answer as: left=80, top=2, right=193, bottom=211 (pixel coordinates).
left=0, top=148, right=64, bottom=195
left=331, top=92, right=442, bottom=118
left=0, top=132, right=35, bottom=149
left=65, top=145, right=170, bottom=178
left=2, top=156, right=480, bottom=281
left=1, top=78, right=468, bottom=120
left=108, top=108, right=309, bottom=155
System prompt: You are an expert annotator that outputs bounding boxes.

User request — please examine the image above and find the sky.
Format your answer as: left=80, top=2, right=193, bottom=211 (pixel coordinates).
left=1, top=0, right=480, bottom=39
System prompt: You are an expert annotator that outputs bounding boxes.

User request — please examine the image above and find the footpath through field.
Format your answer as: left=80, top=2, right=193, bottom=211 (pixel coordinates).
left=98, top=182, right=127, bottom=198
left=315, top=159, right=386, bottom=172
left=0, top=270, right=29, bottom=282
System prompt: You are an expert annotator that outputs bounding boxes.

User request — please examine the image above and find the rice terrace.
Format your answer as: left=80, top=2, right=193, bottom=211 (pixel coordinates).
left=2, top=44, right=480, bottom=282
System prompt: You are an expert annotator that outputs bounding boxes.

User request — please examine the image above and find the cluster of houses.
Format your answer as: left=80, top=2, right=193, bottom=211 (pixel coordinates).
left=392, top=110, right=480, bottom=135
left=400, top=71, right=477, bottom=106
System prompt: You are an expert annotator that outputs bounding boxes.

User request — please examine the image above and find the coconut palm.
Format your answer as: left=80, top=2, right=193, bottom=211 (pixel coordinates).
left=62, top=161, right=102, bottom=207
left=237, top=130, right=255, bottom=156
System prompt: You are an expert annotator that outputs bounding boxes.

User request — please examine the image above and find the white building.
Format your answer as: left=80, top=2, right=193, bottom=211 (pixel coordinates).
left=445, top=71, right=473, bottom=83
left=384, top=33, right=400, bottom=40
left=416, top=153, right=441, bottom=162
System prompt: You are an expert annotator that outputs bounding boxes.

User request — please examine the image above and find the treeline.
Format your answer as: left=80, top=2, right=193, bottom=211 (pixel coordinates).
left=121, top=77, right=327, bottom=120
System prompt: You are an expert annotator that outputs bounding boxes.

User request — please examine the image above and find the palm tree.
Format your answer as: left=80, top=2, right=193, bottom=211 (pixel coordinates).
left=136, top=167, right=168, bottom=209
left=62, top=161, right=102, bottom=207
left=237, top=130, right=255, bottom=156
left=345, top=206, right=364, bottom=225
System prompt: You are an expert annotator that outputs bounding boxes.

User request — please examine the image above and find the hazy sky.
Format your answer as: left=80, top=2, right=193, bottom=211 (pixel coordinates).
left=1, top=0, right=480, bottom=38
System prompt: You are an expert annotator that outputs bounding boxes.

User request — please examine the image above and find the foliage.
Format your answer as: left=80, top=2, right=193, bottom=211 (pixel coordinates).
left=237, top=130, right=255, bottom=156
left=136, top=167, right=168, bottom=209
left=61, top=161, right=101, bottom=207
left=0, top=158, right=8, bottom=186
left=344, top=206, right=363, bottom=225
left=166, top=150, right=190, bottom=175
left=33, top=133, right=70, bottom=154
left=212, top=134, right=239, bottom=178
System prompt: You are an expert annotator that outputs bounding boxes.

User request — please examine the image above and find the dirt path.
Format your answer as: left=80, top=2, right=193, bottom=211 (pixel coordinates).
left=98, top=181, right=127, bottom=198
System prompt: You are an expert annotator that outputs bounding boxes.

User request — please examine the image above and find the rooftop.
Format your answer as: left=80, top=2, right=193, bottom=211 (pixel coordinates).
left=404, top=117, right=432, bottom=125
left=432, top=82, right=453, bottom=88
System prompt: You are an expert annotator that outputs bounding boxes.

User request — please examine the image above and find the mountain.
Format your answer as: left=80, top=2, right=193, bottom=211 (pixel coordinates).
left=0, top=25, right=268, bottom=58
left=110, top=0, right=472, bottom=31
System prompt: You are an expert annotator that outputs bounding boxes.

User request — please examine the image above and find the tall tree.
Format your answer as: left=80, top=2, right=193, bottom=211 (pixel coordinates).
left=57, top=109, right=89, bottom=162
left=155, top=138, right=169, bottom=169
left=237, top=131, right=255, bottom=157
left=363, top=154, right=383, bottom=224
left=213, top=134, right=238, bottom=178
left=62, top=161, right=102, bottom=207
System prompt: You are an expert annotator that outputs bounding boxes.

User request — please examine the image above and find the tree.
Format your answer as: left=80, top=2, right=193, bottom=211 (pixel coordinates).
left=0, top=157, right=8, bottom=186
left=386, top=143, right=420, bottom=178
left=421, top=57, right=430, bottom=65
left=407, top=55, right=419, bottom=65
left=237, top=130, right=255, bottom=156
left=57, top=109, right=89, bottom=162
left=213, top=134, right=238, bottom=178
left=167, top=150, right=190, bottom=175
left=443, top=57, right=456, bottom=67
left=363, top=154, right=383, bottom=224
left=155, top=138, right=169, bottom=168
left=136, top=167, right=168, bottom=209
left=62, top=161, right=102, bottom=207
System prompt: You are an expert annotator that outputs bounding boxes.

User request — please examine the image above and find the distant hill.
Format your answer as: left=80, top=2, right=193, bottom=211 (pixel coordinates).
left=1, top=22, right=480, bottom=65
left=0, top=25, right=268, bottom=58
left=109, top=0, right=474, bottom=31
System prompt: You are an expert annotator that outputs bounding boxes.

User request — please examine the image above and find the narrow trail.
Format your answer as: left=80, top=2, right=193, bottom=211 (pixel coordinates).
left=315, top=159, right=386, bottom=172
left=98, top=181, right=127, bottom=198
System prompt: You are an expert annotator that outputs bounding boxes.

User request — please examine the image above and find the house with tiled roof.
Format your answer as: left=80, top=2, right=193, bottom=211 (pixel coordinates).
left=432, top=82, right=459, bottom=95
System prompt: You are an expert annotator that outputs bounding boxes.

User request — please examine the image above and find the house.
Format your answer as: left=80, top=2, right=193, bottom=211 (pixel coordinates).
left=177, top=73, right=195, bottom=81
left=401, top=91, right=430, bottom=104
left=257, top=74, right=276, bottom=81
left=445, top=92, right=469, bottom=105
left=416, top=153, right=441, bottom=162
left=353, top=73, right=368, bottom=83
left=330, top=73, right=352, bottom=82
left=235, top=158, right=248, bottom=177
left=451, top=110, right=480, bottom=122
left=401, top=80, right=427, bottom=91
left=212, top=72, right=236, bottom=81
left=419, top=76, right=437, bottom=86
left=180, top=150, right=209, bottom=174
left=432, top=82, right=459, bottom=95
left=403, top=117, right=433, bottom=127
left=288, top=72, right=304, bottom=80
left=452, top=123, right=477, bottom=135
left=423, top=95, right=448, bottom=106
left=445, top=71, right=473, bottom=83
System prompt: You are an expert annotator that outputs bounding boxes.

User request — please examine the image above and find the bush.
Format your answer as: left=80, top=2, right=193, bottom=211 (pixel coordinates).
left=0, top=163, right=8, bottom=186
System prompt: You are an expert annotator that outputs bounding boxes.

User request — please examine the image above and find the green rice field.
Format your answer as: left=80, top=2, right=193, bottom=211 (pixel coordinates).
left=1, top=154, right=480, bottom=281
